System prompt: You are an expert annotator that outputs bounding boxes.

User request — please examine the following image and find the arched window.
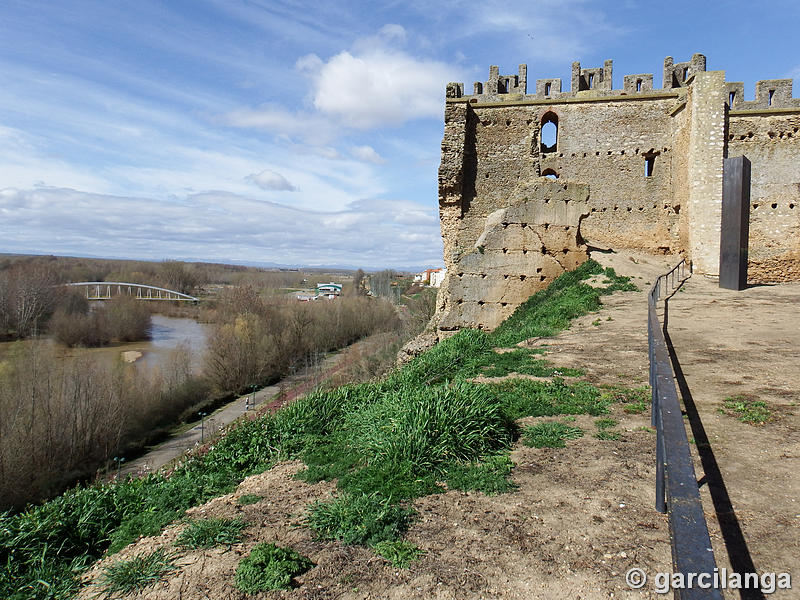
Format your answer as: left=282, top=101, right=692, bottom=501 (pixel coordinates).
left=644, top=151, right=657, bottom=177
left=542, top=169, right=559, bottom=180
left=540, top=112, right=558, bottom=153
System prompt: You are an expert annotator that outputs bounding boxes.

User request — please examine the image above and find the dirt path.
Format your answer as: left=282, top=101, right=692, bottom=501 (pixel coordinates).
left=117, top=341, right=368, bottom=479
left=79, top=251, right=799, bottom=599
left=665, top=273, right=800, bottom=598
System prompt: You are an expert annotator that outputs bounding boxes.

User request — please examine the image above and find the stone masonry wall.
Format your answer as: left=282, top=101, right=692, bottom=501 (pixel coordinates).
left=434, top=177, right=589, bottom=332
left=728, top=112, right=800, bottom=281
left=686, top=71, right=726, bottom=276
left=430, top=54, right=800, bottom=334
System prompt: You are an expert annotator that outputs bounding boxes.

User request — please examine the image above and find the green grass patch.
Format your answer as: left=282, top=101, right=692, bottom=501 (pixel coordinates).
left=444, top=454, right=517, bottom=495
left=522, top=422, right=584, bottom=448
left=236, top=494, right=263, bottom=505
left=594, top=430, right=622, bottom=441
left=493, top=379, right=611, bottom=420
left=479, top=348, right=582, bottom=378
left=96, top=548, right=176, bottom=598
left=305, top=492, right=415, bottom=547
left=175, top=517, right=246, bottom=549
left=372, top=540, right=425, bottom=568
left=721, top=395, right=771, bottom=424
left=623, top=401, right=648, bottom=414
left=594, top=418, right=618, bottom=430
left=234, top=542, right=313, bottom=593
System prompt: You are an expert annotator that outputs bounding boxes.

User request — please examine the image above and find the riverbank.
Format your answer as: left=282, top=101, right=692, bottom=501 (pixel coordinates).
left=115, top=335, right=381, bottom=479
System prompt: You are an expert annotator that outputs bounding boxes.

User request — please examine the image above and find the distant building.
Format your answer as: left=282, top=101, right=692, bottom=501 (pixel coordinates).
left=429, top=268, right=446, bottom=288
left=316, top=282, right=342, bottom=296
left=414, top=268, right=445, bottom=285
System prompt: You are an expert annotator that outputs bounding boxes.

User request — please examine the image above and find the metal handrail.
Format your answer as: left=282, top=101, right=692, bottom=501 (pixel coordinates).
left=648, top=259, right=723, bottom=599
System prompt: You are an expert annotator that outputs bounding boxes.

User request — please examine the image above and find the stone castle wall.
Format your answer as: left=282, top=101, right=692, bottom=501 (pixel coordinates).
left=431, top=54, right=800, bottom=334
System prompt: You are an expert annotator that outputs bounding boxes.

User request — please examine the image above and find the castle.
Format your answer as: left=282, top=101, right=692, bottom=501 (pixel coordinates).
left=432, top=53, right=800, bottom=332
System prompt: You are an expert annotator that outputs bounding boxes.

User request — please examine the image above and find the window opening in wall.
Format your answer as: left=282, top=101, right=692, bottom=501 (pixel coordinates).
left=545, top=82, right=551, bottom=95
left=588, top=73, right=594, bottom=88
left=768, top=89, right=775, bottom=106
left=683, top=67, right=689, bottom=81
left=540, top=112, right=558, bottom=153
left=644, top=153, right=656, bottom=177
left=729, top=91, right=736, bottom=105
left=636, top=79, right=642, bottom=92
left=542, top=169, right=559, bottom=180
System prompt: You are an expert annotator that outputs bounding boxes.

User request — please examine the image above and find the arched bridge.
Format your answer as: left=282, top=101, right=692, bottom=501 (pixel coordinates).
left=65, top=282, right=199, bottom=302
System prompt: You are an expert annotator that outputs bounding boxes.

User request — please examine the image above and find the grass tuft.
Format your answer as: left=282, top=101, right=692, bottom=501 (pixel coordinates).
left=175, top=517, right=246, bottom=549
left=236, top=494, right=263, bottom=506
left=721, top=395, right=771, bottom=424
left=522, top=422, right=584, bottom=448
left=234, top=542, right=313, bottom=593
left=372, top=540, right=425, bottom=568
left=444, top=454, right=517, bottom=495
left=96, top=548, right=176, bottom=598
left=304, top=493, right=414, bottom=547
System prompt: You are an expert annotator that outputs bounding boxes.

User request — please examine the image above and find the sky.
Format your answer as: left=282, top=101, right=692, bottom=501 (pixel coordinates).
left=1, top=0, right=799, bottom=270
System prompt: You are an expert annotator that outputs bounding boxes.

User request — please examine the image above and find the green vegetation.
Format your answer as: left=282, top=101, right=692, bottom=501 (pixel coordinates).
left=721, top=395, right=771, bottom=424
left=96, top=548, right=176, bottom=598
left=0, top=258, right=643, bottom=599
left=593, top=417, right=622, bottom=440
left=236, top=494, right=263, bottom=505
left=305, top=492, right=415, bottom=546
left=234, top=542, right=313, bottom=593
left=522, top=422, right=584, bottom=448
left=445, top=454, right=517, bottom=495
left=372, top=540, right=425, bottom=568
left=174, top=517, right=246, bottom=549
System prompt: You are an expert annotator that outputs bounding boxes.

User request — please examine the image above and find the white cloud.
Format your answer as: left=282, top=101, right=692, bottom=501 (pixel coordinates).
left=0, top=186, right=443, bottom=269
left=350, top=145, right=386, bottom=164
left=307, top=48, right=455, bottom=129
left=246, top=170, right=297, bottom=191
left=225, top=24, right=462, bottom=135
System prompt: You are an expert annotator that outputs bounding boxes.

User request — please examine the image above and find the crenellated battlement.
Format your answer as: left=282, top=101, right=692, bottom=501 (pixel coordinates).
left=435, top=51, right=800, bottom=336
left=444, top=53, right=800, bottom=110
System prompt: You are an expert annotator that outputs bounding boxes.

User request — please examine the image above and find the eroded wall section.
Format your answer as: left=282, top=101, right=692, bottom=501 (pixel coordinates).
left=434, top=177, right=589, bottom=332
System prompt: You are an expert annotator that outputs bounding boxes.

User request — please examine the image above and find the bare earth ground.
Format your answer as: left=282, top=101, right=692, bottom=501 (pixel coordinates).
left=77, top=251, right=799, bottom=599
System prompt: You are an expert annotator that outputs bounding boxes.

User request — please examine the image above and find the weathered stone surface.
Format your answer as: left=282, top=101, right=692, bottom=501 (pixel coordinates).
left=433, top=177, right=589, bottom=332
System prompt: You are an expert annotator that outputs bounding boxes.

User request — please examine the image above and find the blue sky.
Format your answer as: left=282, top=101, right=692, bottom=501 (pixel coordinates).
left=1, top=0, right=799, bottom=270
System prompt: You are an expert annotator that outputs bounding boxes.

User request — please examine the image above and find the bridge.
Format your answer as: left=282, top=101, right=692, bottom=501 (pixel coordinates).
left=65, top=282, right=199, bottom=302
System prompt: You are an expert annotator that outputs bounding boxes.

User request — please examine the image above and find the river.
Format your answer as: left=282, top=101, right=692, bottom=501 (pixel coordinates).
left=0, top=314, right=210, bottom=374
